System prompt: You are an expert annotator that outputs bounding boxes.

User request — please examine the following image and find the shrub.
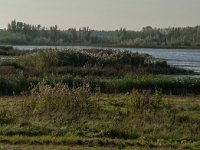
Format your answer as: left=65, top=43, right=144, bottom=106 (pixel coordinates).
left=20, top=50, right=59, bottom=71
left=19, top=83, right=99, bottom=124
left=125, top=89, right=163, bottom=115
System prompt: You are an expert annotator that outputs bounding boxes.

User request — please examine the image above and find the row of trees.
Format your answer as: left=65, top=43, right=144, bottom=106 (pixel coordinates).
left=1, top=20, right=200, bottom=47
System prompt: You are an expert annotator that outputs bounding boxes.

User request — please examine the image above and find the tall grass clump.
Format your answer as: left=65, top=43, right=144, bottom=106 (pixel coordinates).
left=126, top=89, right=163, bottom=116
left=19, top=83, right=99, bottom=124
left=102, top=89, right=166, bottom=140
left=124, top=89, right=170, bottom=125
left=20, top=50, right=59, bottom=71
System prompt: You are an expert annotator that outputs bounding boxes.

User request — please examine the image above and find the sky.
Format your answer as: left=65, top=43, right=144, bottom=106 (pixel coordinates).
left=0, top=0, right=200, bottom=30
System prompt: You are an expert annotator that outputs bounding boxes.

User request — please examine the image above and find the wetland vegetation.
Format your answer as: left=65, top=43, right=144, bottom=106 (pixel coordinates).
left=0, top=45, right=200, bottom=149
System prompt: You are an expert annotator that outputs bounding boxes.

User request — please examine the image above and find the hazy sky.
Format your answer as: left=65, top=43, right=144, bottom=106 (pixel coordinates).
left=0, top=0, right=200, bottom=30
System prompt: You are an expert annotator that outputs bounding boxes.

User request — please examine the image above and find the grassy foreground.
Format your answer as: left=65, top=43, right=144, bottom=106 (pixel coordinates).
left=0, top=84, right=200, bottom=149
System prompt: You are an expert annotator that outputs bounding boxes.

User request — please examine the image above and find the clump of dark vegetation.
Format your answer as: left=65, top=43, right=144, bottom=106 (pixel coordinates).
left=0, top=45, right=13, bottom=51
left=19, top=48, right=191, bottom=76
left=0, top=45, right=26, bottom=56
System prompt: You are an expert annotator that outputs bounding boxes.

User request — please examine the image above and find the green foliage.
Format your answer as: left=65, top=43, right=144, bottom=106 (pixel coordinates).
left=20, top=83, right=99, bottom=123
left=126, top=89, right=163, bottom=115
left=0, top=122, right=53, bottom=136
left=20, top=50, right=59, bottom=70
left=1, top=75, right=200, bottom=96
left=176, top=110, right=200, bottom=123
left=0, top=88, right=200, bottom=149
left=0, top=31, right=27, bottom=45
left=1, top=20, right=200, bottom=48
left=20, top=49, right=152, bottom=68
left=101, top=128, right=140, bottom=140
left=18, top=49, right=189, bottom=76
left=0, top=108, right=15, bottom=125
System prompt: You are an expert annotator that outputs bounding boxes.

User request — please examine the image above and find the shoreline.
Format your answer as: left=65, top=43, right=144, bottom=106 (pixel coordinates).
left=2, top=44, right=200, bottom=50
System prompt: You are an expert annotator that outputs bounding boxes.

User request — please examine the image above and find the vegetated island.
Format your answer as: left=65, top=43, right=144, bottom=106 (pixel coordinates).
left=0, top=45, right=197, bottom=95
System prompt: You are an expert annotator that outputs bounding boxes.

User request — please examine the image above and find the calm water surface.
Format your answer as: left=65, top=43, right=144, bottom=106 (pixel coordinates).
left=13, top=45, right=200, bottom=72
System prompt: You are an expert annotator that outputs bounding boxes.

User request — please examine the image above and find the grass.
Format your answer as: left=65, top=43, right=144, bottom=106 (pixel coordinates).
left=0, top=144, right=119, bottom=150
left=1, top=75, right=200, bottom=95
left=0, top=48, right=197, bottom=96
left=19, top=83, right=99, bottom=124
left=0, top=48, right=199, bottom=149
left=0, top=84, right=200, bottom=149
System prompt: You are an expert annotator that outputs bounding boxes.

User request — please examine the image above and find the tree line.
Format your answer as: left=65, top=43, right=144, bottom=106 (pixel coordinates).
left=0, top=20, right=200, bottom=48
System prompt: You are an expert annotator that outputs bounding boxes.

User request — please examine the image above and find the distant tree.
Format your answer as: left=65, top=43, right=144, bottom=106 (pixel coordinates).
left=3, top=20, right=200, bottom=47
left=50, top=25, right=58, bottom=43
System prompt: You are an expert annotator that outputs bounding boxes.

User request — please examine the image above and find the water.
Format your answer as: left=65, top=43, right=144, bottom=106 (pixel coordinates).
left=127, top=48, right=200, bottom=73
left=13, top=45, right=200, bottom=72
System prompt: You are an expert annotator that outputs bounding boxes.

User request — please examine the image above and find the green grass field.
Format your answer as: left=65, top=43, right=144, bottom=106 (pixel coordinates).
left=0, top=93, right=200, bottom=150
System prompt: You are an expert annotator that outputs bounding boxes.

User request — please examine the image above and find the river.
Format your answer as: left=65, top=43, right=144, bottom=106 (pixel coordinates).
left=13, top=45, right=200, bottom=72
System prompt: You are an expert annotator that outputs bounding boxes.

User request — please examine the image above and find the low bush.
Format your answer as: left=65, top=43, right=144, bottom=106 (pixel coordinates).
left=19, top=83, right=99, bottom=124
left=126, top=89, right=163, bottom=115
